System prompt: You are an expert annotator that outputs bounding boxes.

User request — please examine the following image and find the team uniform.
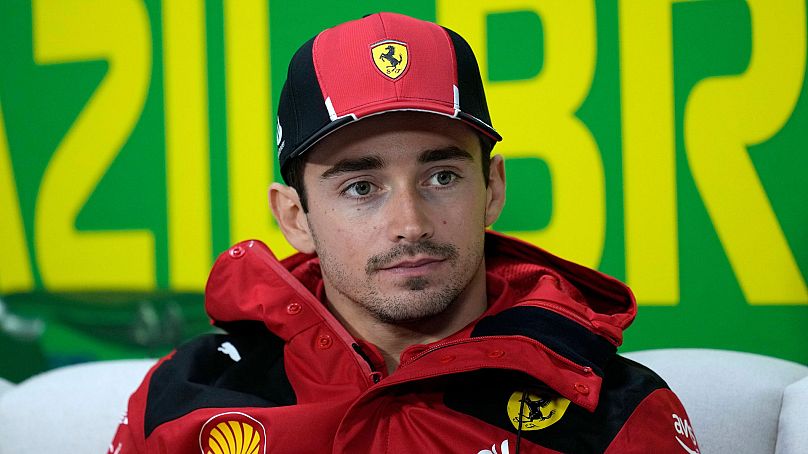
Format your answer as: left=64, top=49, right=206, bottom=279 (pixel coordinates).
left=110, top=232, right=699, bottom=453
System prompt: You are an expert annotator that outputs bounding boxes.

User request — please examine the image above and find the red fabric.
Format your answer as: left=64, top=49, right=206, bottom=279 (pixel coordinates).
left=607, top=388, right=701, bottom=454
left=109, top=355, right=170, bottom=454
left=313, top=13, right=457, bottom=119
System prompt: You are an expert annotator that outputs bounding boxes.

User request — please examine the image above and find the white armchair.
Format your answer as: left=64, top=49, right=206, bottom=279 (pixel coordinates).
left=0, top=377, right=13, bottom=399
left=623, top=348, right=808, bottom=454
left=0, top=359, right=156, bottom=453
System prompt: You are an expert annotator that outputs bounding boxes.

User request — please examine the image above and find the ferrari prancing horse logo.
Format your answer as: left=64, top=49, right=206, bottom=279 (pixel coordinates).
left=371, top=40, right=408, bottom=79
left=506, top=390, right=570, bottom=431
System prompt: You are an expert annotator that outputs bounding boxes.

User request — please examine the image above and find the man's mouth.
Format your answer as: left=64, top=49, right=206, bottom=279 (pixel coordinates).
left=365, top=240, right=459, bottom=275
left=378, top=257, right=445, bottom=275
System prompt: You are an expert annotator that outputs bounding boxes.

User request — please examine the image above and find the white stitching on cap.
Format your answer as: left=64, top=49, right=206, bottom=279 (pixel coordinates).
left=453, top=84, right=460, bottom=116
left=325, top=97, right=338, bottom=121
left=276, top=117, right=285, bottom=157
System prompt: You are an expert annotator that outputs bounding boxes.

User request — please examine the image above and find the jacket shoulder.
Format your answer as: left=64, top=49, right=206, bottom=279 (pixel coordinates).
left=536, top=354, right=678, bottom=452
left=605, top=355, right=699, bottom=453
left=529, top=354, right=686, bottom=452
left=142, top=321, right=296, bottom=437
left=604, top=354, right=670, bottom=397
left=440, top=354, right=679, bottom=453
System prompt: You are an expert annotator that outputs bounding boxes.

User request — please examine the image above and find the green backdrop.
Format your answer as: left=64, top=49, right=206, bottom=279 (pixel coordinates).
left=1, top=0, right=806, bottom=380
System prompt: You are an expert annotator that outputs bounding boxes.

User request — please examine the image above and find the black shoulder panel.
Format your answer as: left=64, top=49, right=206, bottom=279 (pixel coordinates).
left=443, top=355, right=670, bottom=453
left=471, top=306, right=616, bottom=376
left=144, top=321, right=296, bottom=437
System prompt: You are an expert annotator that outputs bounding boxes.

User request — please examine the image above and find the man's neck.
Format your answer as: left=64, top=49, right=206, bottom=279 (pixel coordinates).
left=323, top=263, right=489, bottom=374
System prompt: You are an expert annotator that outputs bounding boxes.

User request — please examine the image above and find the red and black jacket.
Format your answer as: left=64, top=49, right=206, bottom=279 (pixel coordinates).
left=111, top=232, right=699, bottom=453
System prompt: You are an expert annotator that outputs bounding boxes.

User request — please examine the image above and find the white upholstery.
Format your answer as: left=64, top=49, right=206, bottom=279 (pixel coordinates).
left=0, top=359, right=156, bottom=453
left=0, top=377, right=13, bottom=398
left=623, top=348, right=808, bottom=454
left=776, top=375, right=808, bottom=453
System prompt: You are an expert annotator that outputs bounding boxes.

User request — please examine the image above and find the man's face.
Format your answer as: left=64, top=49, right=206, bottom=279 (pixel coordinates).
left=298, top=112, right=503, bottom=324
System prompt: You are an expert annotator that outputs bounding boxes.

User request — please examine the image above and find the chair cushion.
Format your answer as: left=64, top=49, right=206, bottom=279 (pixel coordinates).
left=622, top=348, right=808, bottom=454
left=0, top=377, right=13, bottom=398
left=0, top=359, right=155, bottom=453
left=776, top=375, right=808, bottom=453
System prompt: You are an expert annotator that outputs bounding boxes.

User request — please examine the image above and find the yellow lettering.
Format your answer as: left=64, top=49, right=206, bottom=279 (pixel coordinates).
left=33, top=0, right=154, bottom=289
left=224, top=0, right=295, bottom=257
left=684, top=0, right=807, bottom=304
left=0, top=101, right=35, bottom=292
left=163, top=0, right=213, bottom=290
left=619, top=1, right=679, bottom=305
left=438, top=0, right=605, bottom=268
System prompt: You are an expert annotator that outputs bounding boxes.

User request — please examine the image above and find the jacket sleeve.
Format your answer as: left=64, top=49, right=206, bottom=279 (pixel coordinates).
left=107, top=357, right=168, bottom=454
left=605, top=388, right=700, bottom=453
left=108, top=414, right=138, bottom=454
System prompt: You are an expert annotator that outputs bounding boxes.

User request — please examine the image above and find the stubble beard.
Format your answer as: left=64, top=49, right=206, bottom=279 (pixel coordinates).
left=313, top=233, right=484, bottom=324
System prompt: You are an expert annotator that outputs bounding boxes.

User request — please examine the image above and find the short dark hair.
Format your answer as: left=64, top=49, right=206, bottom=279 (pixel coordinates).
left=282, top=135, right=494, bottom=213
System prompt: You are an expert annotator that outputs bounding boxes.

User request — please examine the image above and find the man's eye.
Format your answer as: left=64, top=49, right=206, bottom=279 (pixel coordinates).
left=430, top=171, right=457, bottom=186
left=344, top=181, right=375, bottom=197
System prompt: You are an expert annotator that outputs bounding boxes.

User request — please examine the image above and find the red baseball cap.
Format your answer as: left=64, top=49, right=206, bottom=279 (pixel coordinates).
left=276, top=12, right=502, bottom=181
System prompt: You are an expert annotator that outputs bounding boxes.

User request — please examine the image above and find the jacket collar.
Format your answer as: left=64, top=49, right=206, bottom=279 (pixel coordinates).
left=204, top=231, right=636, bottom=376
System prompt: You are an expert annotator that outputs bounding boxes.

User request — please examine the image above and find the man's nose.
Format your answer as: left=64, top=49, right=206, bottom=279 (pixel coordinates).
left=386, top=187, right=434, bottom=243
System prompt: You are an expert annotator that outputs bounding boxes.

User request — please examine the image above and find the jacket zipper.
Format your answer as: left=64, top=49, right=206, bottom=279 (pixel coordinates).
left=352, top=343, right=382, bottom=383
left=398, top=334, right=591, bottom=374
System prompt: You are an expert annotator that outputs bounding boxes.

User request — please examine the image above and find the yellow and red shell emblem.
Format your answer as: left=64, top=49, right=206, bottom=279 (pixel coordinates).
left=199, top=412, right=266, bottom=454
left=370, top=40, right=408, bottom=80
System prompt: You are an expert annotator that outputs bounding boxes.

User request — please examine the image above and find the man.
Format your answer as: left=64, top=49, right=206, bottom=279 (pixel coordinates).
left=111, top=12, right=698, bottom=453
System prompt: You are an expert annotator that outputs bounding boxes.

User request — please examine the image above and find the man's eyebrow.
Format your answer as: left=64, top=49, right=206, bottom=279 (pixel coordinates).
left=418, top=146, right=474, bottom=164
left=320, top=155, right=386, bottom=180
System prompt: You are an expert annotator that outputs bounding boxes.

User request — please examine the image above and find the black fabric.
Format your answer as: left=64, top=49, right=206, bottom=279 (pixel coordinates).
left=282, top=116, right=354, bottom=173
left=442, top=27, right=501, bottom=141
left=471, top=306, right=615, bottom=376
left=143, top=321, right=296, bottom=437
left=277, top=36, right=331, bottom=174
left=443, top=356, right=671, bottom=453
left=352, top=343, right=377, bottom=372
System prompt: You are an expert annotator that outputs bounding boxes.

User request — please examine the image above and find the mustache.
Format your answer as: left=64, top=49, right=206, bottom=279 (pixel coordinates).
left=365, top=240, right=459, bottom=274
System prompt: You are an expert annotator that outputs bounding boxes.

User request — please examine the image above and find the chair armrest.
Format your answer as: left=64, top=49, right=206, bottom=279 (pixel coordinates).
left=0, top=359, right=156, bottom=453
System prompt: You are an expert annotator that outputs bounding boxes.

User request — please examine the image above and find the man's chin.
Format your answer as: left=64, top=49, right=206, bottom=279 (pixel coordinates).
left=402, top=276, right=429, bottom=291
left=374, top=276, right=433, bottom=293
left=365, top=288, right=459, bottom=324
left=372, top=305, right=448, bottom=325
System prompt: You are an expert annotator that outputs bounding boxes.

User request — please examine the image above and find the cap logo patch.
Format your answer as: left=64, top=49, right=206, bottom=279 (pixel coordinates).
left=506, top=390, right=570, bottom=431
left=371, top=40, right=408, bottom=79
left=276, top=117, right=285, bottom=156
left=199, top=412, right=266, bottom=454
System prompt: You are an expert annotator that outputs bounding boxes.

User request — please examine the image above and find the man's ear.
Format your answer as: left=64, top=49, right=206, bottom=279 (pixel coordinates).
left=484, top=154, right=506, bottom=227
left=269, top=183, right=316, bottom=254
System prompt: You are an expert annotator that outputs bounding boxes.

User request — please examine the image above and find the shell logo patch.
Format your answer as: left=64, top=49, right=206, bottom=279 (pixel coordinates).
left=506, top=390, right=570, bottom=431
left=371, top=40, right=408, bottom=79
left=199, top=412, right=266, bottom=454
